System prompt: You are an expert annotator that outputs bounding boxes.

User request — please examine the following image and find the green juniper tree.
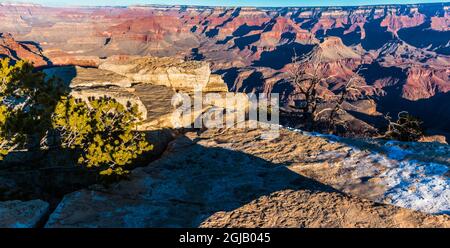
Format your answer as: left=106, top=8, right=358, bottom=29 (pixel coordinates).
left=0, top=59, right=153, bottom=176
left=0, top=58, right=66, bottom=158
left=52, top=96, right=153, bottom=176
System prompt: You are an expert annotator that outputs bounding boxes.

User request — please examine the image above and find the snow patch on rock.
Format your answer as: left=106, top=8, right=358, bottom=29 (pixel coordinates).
left=380, top=161, right=450, bottom=214
left=286, top=126, right=450, bottom=214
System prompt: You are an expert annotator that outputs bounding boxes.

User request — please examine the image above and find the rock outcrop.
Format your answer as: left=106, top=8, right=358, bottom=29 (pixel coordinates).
left=311, top=36, right=361, bottom=62
left=99, top=56, right=228, bottom=92
left=402, top=66, right=450, bottom=100
left=70, top=87, right=149, bottom=121
left=0, top=33, right=48, bottom=67
left=0, top=200, right=49, bottom=228
left=44, top=66, right=134, bottom=88
left=43, top=56, right=229, bottom=130
left=44, top=125, right=450, bottom=228
left=419, top=135, right=448, bottom=144
left=201, top=189, right=449, bottom=228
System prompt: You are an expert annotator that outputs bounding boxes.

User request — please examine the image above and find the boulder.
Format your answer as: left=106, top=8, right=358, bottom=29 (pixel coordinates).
left=0, top=200, right=49, bottom=228
left=419, top=135, right=448, bottom=145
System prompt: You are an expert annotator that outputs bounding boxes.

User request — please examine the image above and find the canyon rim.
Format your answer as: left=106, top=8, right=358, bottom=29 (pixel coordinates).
left=0, top=0, right=449, bottom=237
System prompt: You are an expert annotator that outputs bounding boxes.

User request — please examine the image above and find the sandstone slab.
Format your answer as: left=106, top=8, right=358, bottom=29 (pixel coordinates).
left=194, top=127, right=450, bottom=215
left=45, top=127, right=450, bottom=228
left=201, top=189, right=450, bottom=228
left=0, top=200, right=49, bottom=228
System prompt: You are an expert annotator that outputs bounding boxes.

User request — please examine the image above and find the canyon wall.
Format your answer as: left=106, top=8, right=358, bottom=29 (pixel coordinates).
left=0, top=2, right=449, bottom=134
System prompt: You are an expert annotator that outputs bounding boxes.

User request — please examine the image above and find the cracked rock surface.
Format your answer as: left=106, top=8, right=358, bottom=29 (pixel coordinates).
left=44, top=127, right=450, bottom=228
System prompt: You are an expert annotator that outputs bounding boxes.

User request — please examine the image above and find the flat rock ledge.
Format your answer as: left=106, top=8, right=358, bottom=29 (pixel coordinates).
left=44, top=128, right=450, bottom=228
left=0, top=200, right=50, bottom=228
left=201, top=189, right=450, bottom=228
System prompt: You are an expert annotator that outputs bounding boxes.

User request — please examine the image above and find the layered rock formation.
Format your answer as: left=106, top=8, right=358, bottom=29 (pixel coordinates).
left=43, top=56, right=228, bottom=129
left=0, top=33, right=48, bottom=67
left=44, top=66, right=133, bottom=88
left=99, top=56, right=228, bottom=92
left=0, top=3, right=448, bottom=135
left=311, top=36, right=362, bottom=62
left=0, top=2, right=448, bottom=228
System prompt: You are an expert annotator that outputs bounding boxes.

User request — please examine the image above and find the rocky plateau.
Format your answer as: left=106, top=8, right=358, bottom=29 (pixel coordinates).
left=2, top=124, right=449, bottom=228
left=0, top=2, right=449, bottom=228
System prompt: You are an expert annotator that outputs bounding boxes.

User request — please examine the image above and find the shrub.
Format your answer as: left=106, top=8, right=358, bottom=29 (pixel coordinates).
left=383, top=111, right=425, bottom=142
left=0, top=59, right=152, bottom=176
left=52, top=96, right=153, bottom=176
left=0, top=58, right=66, bottom=157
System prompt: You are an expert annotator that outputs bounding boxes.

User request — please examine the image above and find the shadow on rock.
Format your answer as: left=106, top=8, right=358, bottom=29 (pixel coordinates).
left=44, top=135, right=339, bottom=228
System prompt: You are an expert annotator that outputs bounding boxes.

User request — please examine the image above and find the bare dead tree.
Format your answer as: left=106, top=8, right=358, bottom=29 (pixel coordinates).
left=288, top=54, right=331, bottom=130
left=315, top=68, right=375, bottom=134
left=288, top=52, right=380, bottom=135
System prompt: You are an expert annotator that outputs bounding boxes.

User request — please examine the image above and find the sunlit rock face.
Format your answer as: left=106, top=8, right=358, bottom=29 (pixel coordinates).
left=43, top=56, right=228, bottom=130
left=0, top=33, right=48, bottom=67
left=99, top=56, right=228, bottom=92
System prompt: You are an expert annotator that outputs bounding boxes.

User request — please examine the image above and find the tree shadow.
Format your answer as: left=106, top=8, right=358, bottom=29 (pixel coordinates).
left=42, top=65, right=78, bottom=87
left=0, top=128, right=174, bottom=208
left=347, top=110, right=387, bottom=131
left=18, top=40, right=53, bottom=67
left=0, top=148, right=97, bottom=206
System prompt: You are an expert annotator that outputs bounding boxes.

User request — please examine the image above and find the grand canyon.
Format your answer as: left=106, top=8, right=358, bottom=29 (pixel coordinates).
left=0, top=1, right=449, bottom=229
left=1, top=2, right=449, bottom=135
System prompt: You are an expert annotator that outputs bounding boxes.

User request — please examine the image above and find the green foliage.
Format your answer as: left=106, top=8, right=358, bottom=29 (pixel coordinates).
left=0, top=58, right=66, bottom=158
left=0, top=104, right=14, bottom=159
left=0, top=59, right=153, bottom=177
left=52, top=96, right=153, bottom=176
left=384, top=111, right=425, bottom=142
